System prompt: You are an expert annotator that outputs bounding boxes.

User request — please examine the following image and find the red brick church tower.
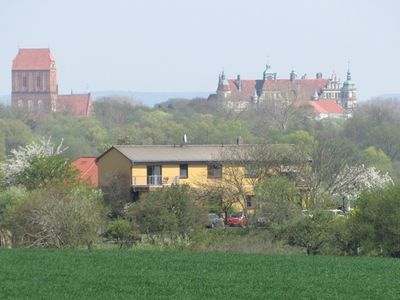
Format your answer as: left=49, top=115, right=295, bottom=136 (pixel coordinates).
left=12, top=48, right=58, bottom=114
left=11, top=48, right=92, bottom=116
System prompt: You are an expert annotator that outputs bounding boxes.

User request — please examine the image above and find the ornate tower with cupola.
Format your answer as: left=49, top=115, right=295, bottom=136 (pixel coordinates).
left=340, top=69, right=357, bottom=109
left=216, top=70, right=231, bottom=99
left=263, top=64, right=277, bottom=81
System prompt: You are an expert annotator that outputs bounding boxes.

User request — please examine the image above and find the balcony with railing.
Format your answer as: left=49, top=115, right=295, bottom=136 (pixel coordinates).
left=132, top=175, right=180, bottom=190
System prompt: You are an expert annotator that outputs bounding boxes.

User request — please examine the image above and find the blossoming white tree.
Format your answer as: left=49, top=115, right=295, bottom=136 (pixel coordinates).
left=0, top=137, right=67, bottom=187
left=328, top=165, right=393, bottom=210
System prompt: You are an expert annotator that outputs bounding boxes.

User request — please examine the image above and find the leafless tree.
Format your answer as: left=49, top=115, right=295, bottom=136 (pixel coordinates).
left=196, top=144, right=311, bottom=220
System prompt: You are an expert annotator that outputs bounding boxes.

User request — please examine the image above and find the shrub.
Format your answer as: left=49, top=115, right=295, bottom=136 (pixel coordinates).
left=254, top=176, right=302, bottom=227
left=129, top=185, right=207, bottom=241
left=105, top=218, right=140, bottom=248
left=18, top=155, right=79, bottom=190
left=350, top=184, right=400, bottom=257
left=4, top=184, right=106, bottom=249
left=280, top=211, right=353, bottom=255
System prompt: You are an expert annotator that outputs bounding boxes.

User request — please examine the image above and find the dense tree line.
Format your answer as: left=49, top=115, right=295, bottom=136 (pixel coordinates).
left=1, top=97, right=400, bottom=180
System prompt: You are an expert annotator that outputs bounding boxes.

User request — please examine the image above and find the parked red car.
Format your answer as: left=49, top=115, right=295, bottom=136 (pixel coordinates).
left=227, top=212, right=248, bottom=227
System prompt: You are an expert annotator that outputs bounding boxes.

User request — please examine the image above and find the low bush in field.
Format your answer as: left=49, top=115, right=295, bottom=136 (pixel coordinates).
left=278, top=211, right=354, bottom=255
left=128, top=185, right=207, bottom=241
left=350, top=184, right=400, bottom=257
left=189, top=228, right=303, bottom=254
left=104, top=218, right=140, bottom=248
left=3, top=185, right=106, bottom=249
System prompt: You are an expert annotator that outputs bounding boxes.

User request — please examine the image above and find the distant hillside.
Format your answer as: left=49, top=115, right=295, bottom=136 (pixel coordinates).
left=91, top=91, right=211, bottom=106
left=0, top=91, right=211, bottom=107
left=378, top=93, right=400, bottom=100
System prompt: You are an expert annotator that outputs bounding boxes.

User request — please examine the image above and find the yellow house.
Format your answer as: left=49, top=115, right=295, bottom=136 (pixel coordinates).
left=96, top=144, right=310, bottom=208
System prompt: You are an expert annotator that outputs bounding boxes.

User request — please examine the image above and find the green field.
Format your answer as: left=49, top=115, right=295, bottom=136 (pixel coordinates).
left=0, top=249, right=399, bottom=299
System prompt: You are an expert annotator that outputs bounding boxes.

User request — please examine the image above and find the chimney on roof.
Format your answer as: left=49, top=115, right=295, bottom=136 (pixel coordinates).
left=316, top=72, right=323, bottom=79
left=313, top=89, right=319, bottom=100
left=236, top=74, right=241, bottom=91
left=290, top=70, right=297, bottom=81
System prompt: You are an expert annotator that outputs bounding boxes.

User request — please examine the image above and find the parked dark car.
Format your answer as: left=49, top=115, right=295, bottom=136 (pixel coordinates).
left=227, top=211, right=248, bottom=227
left=207, top=213, right=225, bottom=228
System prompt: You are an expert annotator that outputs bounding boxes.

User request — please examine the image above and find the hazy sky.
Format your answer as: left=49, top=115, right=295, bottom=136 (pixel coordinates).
left=1, top=0, right=399, bottom=101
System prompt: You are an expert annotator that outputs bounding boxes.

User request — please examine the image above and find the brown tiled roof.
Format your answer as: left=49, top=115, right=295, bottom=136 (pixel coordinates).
left=262, top=79, right=328, bottom=100
left=58, top=93, right=92, bottom=116
left=228, top=80, right=257, bottom=102
left=97, top=144, right=301, bottom=164
left=298, top=100, right=346, bottom=114
left=72, top=157, right=98, bottom=187
left=226, top=79, right=328, bottom=102
left=12, top=48, right=55, bottom=70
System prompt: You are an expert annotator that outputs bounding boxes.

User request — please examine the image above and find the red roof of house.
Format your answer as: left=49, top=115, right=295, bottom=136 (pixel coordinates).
left=72, top=157, right=98, bottom=187
left=58, top=94, right=92, bottom=116
left=227, top=80, right=257, bottom=101
left=299, top=100, right=346, bottom=114
left=226, top=79, right=328, bottom=102
left=12, top=48, right=55, bottom=70
left=262, top=79, right=328, bottom=100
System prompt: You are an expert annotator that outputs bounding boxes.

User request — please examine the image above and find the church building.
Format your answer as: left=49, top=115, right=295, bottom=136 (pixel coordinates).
left=209, top=64, right=357, bottom=118
left=11, top=48, right=92, bottom=116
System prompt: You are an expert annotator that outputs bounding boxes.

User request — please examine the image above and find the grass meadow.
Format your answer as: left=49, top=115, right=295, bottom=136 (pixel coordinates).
left=0, top=249, right=399, bottom=299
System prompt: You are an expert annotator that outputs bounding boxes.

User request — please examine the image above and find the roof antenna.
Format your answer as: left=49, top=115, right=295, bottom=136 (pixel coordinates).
left=180, top=134, right=187, bottom=147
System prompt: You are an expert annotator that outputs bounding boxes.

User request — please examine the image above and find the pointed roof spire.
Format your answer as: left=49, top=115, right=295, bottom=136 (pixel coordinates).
left=263, top=63, right=276, bottom=80
left=346, top=70, right=352, bottom=81
left=290, top=69, right=297, bottom=81
left=331, top=70, right=337, bottom=81
left=346, top=61, right=352, bottom=81
left=218, top=69, right=230, bottom=91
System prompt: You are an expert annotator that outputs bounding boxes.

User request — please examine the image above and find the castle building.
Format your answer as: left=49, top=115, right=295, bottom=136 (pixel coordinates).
left=209, top=64, right=357, bottom=117
left=11, top=48, right=92, bottom=116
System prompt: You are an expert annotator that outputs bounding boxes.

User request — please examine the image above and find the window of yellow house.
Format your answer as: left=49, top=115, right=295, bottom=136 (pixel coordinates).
left=244, top=164, right=259, bottom=178
left=246, top=195, right=255, bottom=208
left=207, top=162, right=222, bottom=178
left=179, top=164, right=188, bottom=179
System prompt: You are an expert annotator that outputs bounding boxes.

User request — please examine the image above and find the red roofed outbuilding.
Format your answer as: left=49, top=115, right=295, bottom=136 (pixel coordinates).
left=298, top=100, right=349, bottom=120
left=72, top=157, right=98, bottom=187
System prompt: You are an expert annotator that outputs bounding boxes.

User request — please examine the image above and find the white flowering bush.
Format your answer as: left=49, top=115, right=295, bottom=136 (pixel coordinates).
left=328, top=165, right=393, bottom=209
left=0, top=137, right=67, bottom=187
